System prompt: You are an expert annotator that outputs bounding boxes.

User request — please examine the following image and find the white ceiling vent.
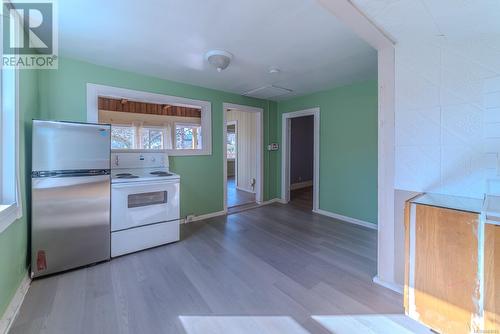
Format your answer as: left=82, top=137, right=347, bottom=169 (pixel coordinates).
left=242, top=85, right=293, bottom=100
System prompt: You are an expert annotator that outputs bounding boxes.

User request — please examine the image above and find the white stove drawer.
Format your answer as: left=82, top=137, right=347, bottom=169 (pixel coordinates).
left=111, top=220, right=180, bottom=257
left=111, top=180, right=180, bottom=232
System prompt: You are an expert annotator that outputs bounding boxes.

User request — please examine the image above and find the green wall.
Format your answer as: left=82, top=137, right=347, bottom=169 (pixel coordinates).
left=0, top=58, right=378, bottom=319
left=277, top=80, right=378, bottom=224
left=0, top=69, right=39, bottom=316
left=38, top=57, right=280, bottom=217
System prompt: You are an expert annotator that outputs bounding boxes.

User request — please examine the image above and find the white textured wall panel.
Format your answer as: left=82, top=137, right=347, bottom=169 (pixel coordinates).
left=226, top=109, right=258, bottom=193
left=353, top=0, right=500, bottom=198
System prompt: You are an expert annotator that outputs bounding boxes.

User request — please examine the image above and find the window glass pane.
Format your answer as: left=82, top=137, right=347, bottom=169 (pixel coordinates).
left=141, top=128, right=164, bottom=149
left=97, top=96, right=207, bottom=153
left=175, top=125, right=202, bottom=150
left=1, top=66, right=16, bottom=204
left=111, top=126, right=135, bottom=149
left=227, top=133, right=236, bottom=159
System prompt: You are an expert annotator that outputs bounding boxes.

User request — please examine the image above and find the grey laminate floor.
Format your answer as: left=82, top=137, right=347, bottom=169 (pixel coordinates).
left=227, top=176, right=255, bottom=207
left=10, top=203, right=430, bottom=334
left=290, top=186, right=313, bottom=211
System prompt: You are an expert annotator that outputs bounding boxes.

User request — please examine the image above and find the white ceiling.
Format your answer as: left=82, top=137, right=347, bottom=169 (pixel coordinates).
left=59, top=0, right=377, bottom=100
left=352, top=0, right=500, bottom=44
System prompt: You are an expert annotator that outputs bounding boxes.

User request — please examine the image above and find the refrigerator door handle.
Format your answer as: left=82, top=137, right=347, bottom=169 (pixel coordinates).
left=32, top=169, right=111, bottom=178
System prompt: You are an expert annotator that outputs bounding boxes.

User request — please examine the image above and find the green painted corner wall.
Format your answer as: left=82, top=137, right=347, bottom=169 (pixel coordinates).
left=0, top=60, right=378, bottom=319
left=0, top=69, right=39, bottom=316
left=38, top=57, right=281, bottom=218
left=277, top=80, right=378, bottom=224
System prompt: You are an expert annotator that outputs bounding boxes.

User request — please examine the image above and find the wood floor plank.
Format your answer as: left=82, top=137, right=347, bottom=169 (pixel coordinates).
left=10, top=203, right=428, bottom=334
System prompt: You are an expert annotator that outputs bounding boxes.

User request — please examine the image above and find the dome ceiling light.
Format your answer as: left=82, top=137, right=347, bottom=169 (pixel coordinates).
left=205, top=50, right=233, bottom=72
left=269, top=67, right=281, bottom=74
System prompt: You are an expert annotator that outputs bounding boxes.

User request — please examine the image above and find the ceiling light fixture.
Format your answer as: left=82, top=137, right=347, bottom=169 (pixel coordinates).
left=269, top=67, right=281, bottom=74
left=205, top=50, right=233, bottom=72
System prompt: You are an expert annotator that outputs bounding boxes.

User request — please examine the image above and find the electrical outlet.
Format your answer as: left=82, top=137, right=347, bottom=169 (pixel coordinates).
left=267, top=143, right=279, bottom=151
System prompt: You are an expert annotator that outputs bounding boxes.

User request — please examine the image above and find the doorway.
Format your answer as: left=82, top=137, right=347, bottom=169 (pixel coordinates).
left=226, top=120, right=255, bottom=207
left=289, top=115, right=314, bottom=210
left=281, top=108, right=320, bottom=211
left=223, top=103, right=264, bottom=213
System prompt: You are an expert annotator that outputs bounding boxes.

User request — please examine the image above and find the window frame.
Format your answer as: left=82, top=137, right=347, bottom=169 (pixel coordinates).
left=174, top=122, right=202, bottom=150
left=0, top=4, right=22, bottom=233
left=0, top=59, right=21, bottom=233
left=226, top=120, right=237, bottom=161
left=87, top=84, right=212, bottom=156
left=110, top=124, right=137, bottom=150
left=139, top=126, right=167, bottom=150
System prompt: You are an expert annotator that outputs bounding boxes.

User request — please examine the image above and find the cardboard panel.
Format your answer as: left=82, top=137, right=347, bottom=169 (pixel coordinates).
left=414, top=205, right=480, bottom=334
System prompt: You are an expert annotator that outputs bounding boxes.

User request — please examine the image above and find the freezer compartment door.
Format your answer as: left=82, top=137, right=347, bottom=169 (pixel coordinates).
left=31, top=175, right=110, bottom=278
left=32, top=120, right=110, bottom=172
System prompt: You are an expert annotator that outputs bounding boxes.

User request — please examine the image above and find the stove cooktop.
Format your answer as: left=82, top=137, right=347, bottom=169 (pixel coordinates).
left=111, top=168, right=179, bottom=183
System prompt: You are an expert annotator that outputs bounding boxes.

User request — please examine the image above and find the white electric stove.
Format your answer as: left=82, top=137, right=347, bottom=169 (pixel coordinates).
left=111, top=152, right=180, bottom=257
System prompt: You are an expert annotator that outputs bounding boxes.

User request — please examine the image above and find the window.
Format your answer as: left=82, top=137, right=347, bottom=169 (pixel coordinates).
left=111, top=125, right=135, bottom=149
left=227, top=132, right=236, bottom=159
left=0, top=52, right=21, bottom=231
left=91, top=85, right=212, bottom=155
left=175, top=124, right=202, bottom=150
left=141, top=127, right=164, bottom=150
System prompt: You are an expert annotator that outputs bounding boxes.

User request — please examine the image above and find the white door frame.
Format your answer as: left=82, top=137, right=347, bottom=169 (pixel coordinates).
left=222, top=103, right=264, bottom=212
left=281, top=107, right=320, bottom=211
left=317, top=0, right=397, bottom=290
left=226, top=120, right=238, bottom=186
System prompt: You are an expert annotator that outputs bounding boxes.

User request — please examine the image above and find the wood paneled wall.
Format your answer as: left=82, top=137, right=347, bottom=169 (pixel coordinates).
left=98, top=97, right=201, bottom=118
left=226, top=110, right=257, bottom=193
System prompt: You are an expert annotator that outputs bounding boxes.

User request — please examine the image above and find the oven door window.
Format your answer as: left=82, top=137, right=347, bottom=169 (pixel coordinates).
left=128, top=191, right=168, bottom=208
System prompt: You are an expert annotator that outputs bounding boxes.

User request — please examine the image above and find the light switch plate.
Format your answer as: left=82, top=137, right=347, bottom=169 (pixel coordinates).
left=267, top=143, right=279, bottom=151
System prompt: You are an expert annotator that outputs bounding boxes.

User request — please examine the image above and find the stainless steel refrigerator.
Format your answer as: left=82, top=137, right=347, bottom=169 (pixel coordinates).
left=31, top=120, right=111, bottom=278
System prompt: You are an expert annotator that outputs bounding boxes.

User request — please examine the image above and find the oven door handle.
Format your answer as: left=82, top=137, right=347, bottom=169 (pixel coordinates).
left=112, top=180, right=179, bottom=188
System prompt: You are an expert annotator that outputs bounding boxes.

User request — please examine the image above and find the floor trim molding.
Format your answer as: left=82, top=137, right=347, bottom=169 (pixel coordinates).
left=182, top=210, right=227, bottom=224
left=258, top=198, right=282, bottom=205
left=373, top=275, right=403, bottom=294
left=290, top=180, right=313, bottom=190
left=0, top=273, right=31, bottom=334
left=235, top=186, right=256, bottom=194
left=313, top=209, right=378, bottom=230
left=182, top=199, right=286, bottom=224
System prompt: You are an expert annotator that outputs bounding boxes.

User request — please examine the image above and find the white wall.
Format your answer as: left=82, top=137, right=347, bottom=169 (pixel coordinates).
left=350, top=0, right=500, bottom=287
left=354, top=0, right=500, bottom=199
left=226, top=109, right=258, bottom=193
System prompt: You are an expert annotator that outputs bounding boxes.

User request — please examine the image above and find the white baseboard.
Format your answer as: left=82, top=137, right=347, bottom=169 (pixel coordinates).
left=236, top=186, right=256, bottom=194
left=275, top=197, right=288, bottom=204
left=290, top=180, right=313, bottom=190
left=313, top=209, right=378, bottom=230
left=182, top=199, right=287, bottom=223
left=182, top=210, right=227, bottom=224
left=373, top=275, right=403, bottom=294
left=181, top=198, right=289, bottom=224
left=0, top=273, right=30, bottom=334
left=258, top=198, right=282, bottom=205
